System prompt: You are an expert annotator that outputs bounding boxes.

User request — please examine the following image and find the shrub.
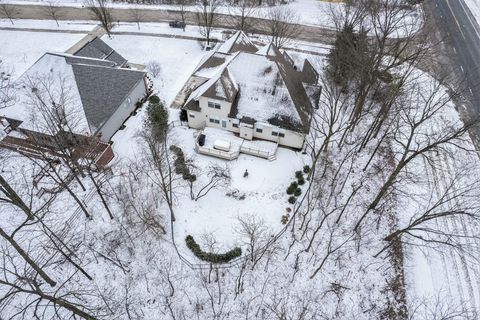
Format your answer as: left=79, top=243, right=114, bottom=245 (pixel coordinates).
left=298, top=178, right=305, bottom=185
left=185, top=235, right=242, bottom=263
left=295, top=170, right=303, bottom=180
left=149, top=95, right=160, bottom=104
left=288, top=196, right=296, bottom=204
left=303, top=165, right=311, bottom=174
left=294, top=188, right=302, bottom=197
left=135, top=101, right=143, bottom=108
left=286, top=181, right=298, bottom=195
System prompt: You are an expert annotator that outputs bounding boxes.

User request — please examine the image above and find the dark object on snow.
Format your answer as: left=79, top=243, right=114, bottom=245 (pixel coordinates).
left=198, top=134, right=206, bottom=147
left=169, top=20, right=186, bottom=29
left=243, top=169, right=249, bottom=178
left=180, top=109, right=188, bottom=122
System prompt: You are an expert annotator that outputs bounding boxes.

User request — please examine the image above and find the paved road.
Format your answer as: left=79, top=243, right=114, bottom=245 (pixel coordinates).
left=427, top=0, right=480, bottom=119
left=0, top=3, right=337, bottom=44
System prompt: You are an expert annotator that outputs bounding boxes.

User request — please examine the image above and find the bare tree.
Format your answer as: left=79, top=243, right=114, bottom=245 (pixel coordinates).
left=196, top=0, right=220, bottom=47
left=228, top=0, right=256, bottom=32
left=129, top=5, right=144, bottom=30
left=354, top=79, right=478, bottom=232
left=0, top=248, right=98, bottom=319
left=264, top=6, right=300, bottom=49
left=175, top=0, right=188, bottom=32
left=189, top=163, right=230, bottom=201
left=84, top=0, right=113, bottom=38
left=146, top=60, right=162, bottom=78
left=43, top=1, right=62, bottom=27
left=0, top=3, right=20, bottom=25
left=234, top=214, right=270, bottom=269
left=0, top=60, right=15, bottom=108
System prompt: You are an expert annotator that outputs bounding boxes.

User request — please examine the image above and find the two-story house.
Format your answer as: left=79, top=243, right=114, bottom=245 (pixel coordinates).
left=181, top=31, right=321, bottom=150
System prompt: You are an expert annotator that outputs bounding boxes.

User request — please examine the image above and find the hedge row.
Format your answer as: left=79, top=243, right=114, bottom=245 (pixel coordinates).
left=185, top=235, right=242, bottom=264
left=170, top=145, right=196, bottom=182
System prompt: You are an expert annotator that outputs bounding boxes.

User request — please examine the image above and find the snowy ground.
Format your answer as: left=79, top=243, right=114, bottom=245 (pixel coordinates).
left=102, top=34, right=205, bottom=105
left=0, top=18, right=97, bottom=31
left=4, top=0, right=423, bottom=32
left=465, top=0, right=480, bottom=26
left=0, top=29, right=87, bottom=78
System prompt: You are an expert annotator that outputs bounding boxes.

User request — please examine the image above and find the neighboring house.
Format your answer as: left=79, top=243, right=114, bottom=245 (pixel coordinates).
left=0, top=37, right=149, bottom=166
left=182, top=31, right=321, bottom=150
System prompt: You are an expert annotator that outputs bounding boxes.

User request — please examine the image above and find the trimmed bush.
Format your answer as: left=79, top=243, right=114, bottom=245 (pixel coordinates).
left=294, top=188, right=302, bottom=197
left=149, top=95, right=160, bottom=104
left=295, top=170, right=304, bottom=180
left=170, top=145, right=195, bottom=182
left=185, top=235, right=242, bottom=263
left=288, top=196, right=297, bottom=204
left=286, top=181, right=298, bottom=195
left=303, top=165, right=311, bottom=174
left=298, top=178, right=305, bottom=186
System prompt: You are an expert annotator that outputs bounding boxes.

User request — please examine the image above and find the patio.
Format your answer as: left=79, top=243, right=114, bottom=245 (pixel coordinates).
left=194, top=127, right=278, bottom=161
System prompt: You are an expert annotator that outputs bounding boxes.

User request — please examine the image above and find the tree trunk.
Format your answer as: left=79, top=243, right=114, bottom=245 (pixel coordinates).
left=0, top=227, right=56, bottom=287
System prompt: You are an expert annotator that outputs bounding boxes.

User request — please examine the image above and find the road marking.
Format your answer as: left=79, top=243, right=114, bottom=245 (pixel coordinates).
left=453, top=47, right=457, bottom=54
left=446, top=0, right=467, bottom=40
left=461, top=65, right=465, bottom=73
left=469, top=88, right=473, bottom=95
left=459, top=0, right=480, bottom=39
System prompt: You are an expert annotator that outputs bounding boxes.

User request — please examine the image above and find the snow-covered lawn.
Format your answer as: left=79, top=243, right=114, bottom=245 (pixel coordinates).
left=0, top=29, right=87, bottom=78
left=170, top=125, right=308, bottom=254
left=0, top=18, right=97, bottom=31
left=102, top=34, right=205, bottom=105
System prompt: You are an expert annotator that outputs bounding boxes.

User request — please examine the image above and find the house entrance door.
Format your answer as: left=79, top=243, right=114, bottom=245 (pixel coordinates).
left=221, top=120, right=227, bottom=128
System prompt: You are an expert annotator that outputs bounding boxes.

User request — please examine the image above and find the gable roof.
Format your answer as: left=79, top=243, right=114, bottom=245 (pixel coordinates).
left=183, top=32, right=321, bottom=134
left=217, top=31, right=257, bottom=54
left=72, top=63, right=145, bottom=131
left=74, top=37, right=127, bottom=66
left=1, top=52, right=145, bottom=136
left=256, top=43, right=282, bottom=58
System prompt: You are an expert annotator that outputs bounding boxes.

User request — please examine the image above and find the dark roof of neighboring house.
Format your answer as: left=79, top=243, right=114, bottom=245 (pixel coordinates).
left=74, top=37, right=127, bottom=66
left=71, top=64, right=145, bottom=130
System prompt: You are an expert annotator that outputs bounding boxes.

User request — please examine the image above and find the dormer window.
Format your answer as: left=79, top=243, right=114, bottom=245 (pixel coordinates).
left=208, top=101, right=221, bottom=109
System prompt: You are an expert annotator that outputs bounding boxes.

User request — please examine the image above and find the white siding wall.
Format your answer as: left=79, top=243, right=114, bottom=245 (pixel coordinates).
left=98, top=79, right=146, bottom=142
left=252, top=123, right=305, bottom=149
left=186, top=97, right=305, bottom=149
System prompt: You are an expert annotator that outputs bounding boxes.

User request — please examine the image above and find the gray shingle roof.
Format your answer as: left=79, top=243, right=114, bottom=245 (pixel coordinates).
left=74, top=37, right=127, bottom=67
left=71, top=64, right=145, bottom=130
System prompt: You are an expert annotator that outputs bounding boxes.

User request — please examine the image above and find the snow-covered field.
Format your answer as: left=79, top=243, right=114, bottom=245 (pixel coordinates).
left=0, top=29, right=87, bottom=78
left=1, top=12, right=479, bottom=318
left=103, top=34, right=205, bottom=105
left=0, top=18, right=97, bottom=31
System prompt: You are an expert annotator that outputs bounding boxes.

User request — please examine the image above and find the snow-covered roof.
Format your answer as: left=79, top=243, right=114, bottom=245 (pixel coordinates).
left=217, top=31, right=257, bottom=55
left=0, top=52, right=145, bottom=137
left=227, top=52, right=302, bottom=125
left=184, top=33, right=321, bottom=133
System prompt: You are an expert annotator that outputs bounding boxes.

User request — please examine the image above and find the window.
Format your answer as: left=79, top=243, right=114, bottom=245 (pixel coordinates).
left=272, top=129, right=285, bottom=138
left=189, top=113, right=195, bottom=118
left=256, top=128, right=263, bottom=133
left=209, top=117, right=220, bottom=124
left=208, top=101, right=221, bottom=109
left=232, top=123, right=239, bottom=128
